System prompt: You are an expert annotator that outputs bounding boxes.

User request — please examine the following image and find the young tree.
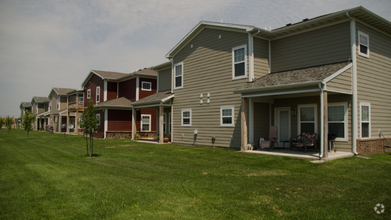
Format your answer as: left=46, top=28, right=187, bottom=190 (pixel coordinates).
left=22, top=110, right=36, bottom=139
left=0, top=117, right=4, bottom=130
left=5, top=116, right=13, bottom=134
left=80, top=99, right=99, bottom=157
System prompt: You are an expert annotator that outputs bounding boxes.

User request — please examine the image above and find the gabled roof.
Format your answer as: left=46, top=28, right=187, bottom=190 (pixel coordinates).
left=95, top=97, right=132, bottom=109
left=52, top=87, right=75, bottom=96
left=31, top=96, right=50, bottom=104
left=152, top=61, right=171, bottom=71
left=20, top=102, right=31, bottom=108
left=234, top=61, right=352, bottom=93
left=132, top=91, right=174, bottom=107
left=165, top=21, right=268, bottom=58
left=166, top=7, right=391, bottom=59
left=81, top=68, right=157, bottom=88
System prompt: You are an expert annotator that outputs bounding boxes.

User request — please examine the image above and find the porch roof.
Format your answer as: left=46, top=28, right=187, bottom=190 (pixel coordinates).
left=95, top=97, right=132, bottom=109
left=131, top=91, right=174, bottom=107
left=234, top=61, right=351, bottom=93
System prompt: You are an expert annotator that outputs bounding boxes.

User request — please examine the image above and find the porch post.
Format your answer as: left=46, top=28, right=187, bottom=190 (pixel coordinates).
left=241, top=98, right=248, bottom=151
left=159, top=105, right=164, bottom=143
left=104, top=109, right=108, bottom=139
left=66, top=112, right=70, bottom=134
left=323, top=91, right=329, bottom=158
left=131, top=108, right=136, bottom=140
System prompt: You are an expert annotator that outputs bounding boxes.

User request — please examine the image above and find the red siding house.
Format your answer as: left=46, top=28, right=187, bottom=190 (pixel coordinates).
left=81, top=69, right=157, bottom=139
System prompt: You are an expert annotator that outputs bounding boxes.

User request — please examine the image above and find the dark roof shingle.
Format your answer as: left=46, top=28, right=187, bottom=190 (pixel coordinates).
left=95, top=97, right=132, bottom=108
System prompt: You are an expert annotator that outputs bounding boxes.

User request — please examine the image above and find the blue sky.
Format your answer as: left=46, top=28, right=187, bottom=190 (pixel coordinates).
left=0, top=0, right=390, bottom=117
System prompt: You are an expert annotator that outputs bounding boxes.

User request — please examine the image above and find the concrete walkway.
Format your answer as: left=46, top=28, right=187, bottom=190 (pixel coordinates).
left=244, top=149, right=354, bottom=161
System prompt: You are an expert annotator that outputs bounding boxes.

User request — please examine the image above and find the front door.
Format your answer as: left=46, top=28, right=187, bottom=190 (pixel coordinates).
left=275, top=108, right=291, bottom=146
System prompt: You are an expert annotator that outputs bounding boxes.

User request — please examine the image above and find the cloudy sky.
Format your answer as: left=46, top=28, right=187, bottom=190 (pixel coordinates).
left=0, top=0, right=390, bottom=117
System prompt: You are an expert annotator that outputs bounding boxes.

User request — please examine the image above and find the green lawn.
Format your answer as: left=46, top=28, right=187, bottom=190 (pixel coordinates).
left=0, top=129, right=390, bottom=219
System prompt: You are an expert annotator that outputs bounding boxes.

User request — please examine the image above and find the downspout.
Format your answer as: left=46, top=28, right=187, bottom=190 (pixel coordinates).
left=319, top=83, right=324, bottom=159
left=268, top=40, right=271, bottom=73
left=347, top=12, right=359, bottom=155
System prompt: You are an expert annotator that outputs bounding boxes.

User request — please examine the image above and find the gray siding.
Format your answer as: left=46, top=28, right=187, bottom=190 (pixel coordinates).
left=356, top=22, right=391, bottom=138
left=171, top=27, right=249, bottom=148
left=158, top=68, right=172, bottom=92
left=271, top=22, right=351, bottom=72
left=327, top=68, right=352, bottom=93
left=253, top=38, right=270, bottom=78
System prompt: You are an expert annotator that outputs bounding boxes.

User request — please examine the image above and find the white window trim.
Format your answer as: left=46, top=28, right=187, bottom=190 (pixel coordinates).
left=96, top=87, right=100, bottom=103
left=87, top=89, right=91, bottom=99
left=96, top=114, right=100, bottom=126
left=220, top=106, right=234, bottom=127
left=360, top=102, right=371, bottom=138
left=174, top=62, right=183, bottom=89
left=358, top=31, right=370, bottom=58
left=181, top=109, right=191, bottom=126
left=328, top=102, right=348, bottom=141
left=141, top=114, right=151, bottom=132
left=141, top=81, right=152, bottom=91
left=297, top=104, right=318, bottom=135
left=232, top=45, right=247, bottom=80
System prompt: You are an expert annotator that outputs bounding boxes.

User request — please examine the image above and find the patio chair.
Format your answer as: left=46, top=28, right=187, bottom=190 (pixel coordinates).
left=261, top=126, right=278, bottom=150
left=290, top=133, right=317, bottom=152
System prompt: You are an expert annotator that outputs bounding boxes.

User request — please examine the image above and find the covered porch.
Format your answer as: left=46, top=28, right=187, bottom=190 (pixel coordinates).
left=235, top=61, right=356, bottom=159
left=131, top=91, right=174, bottom=143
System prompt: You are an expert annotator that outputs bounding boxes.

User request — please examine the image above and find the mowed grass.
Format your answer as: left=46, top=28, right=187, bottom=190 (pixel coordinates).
left=0, top=129, right=390, bottom=219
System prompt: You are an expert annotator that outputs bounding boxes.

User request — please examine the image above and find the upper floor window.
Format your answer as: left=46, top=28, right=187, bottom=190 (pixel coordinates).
left=96, top=87, right=100, bottom=103
left=174, top=63, right=183, bottom=89
left=360, top=102, right=371, bottom=138
left=87, top=89, right=91, bottom=99
left=328, top=103, right=348, bottom=141
left=49, top=101, right=52, bottom=111
left=57, top=97, right=60, bottom=110
left=358, top=31, right=369, bottom=58
left=232, top=45, right=247, bottom=79
left=78, top=94, right=84, bottom=102
left=220, top=107, right=234, bottom=127
left=181, top=109, right=191, bottom=126
left=141, top=81, right=152, bottom=91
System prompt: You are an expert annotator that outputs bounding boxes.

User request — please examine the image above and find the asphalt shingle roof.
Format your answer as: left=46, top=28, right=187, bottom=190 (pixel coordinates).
left=92, top=70, right=129, bottom=79
left=20, top=102, right=31, bottom=108
left=53, top=88, right=75, bottom=95
left=132, top=91, right=174, bottom=105
left=95, top=97, right=132, bottom=108
left=235, top=61, right=351, bottom=92
left=32, top=96, right=50, bottom=103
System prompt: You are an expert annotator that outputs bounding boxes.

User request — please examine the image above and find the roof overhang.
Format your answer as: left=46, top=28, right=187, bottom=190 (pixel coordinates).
left=165, top=21, right=270, bottom=59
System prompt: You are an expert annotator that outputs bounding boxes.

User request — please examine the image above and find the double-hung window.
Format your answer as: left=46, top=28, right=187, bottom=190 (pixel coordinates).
left=232, top=45, right=247, bottom=79
left=49, top=101, right=52, bottom=111
left=96, top=87, right=100, bottom=103
left=141, top=114, right=151, bottom=132
left=360, top=103, right=371, bottom=138
left=174, top=63, right=183, bottom=89
left=181, top=109, right=191, bottom=126
left=328, top=103, right=348, bottom=141
left=220, top=107, right=234, bottom=126
left=298, top=104, right=317, bottom=134
left=358, top=31, right=369, bottom=58
left=96, top=114, right=100, bottom=126
left=142, top=81, right=152, bottom=91
left=57, top=97, right=60, bottom=110
left=87, top=89, right=91, bottom=99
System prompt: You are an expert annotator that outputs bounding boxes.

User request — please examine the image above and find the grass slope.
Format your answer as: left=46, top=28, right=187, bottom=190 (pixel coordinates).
left=0, top=129, right=390, bottom=219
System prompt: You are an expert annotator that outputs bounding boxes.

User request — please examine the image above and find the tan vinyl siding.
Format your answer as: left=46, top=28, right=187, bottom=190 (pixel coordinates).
left=158, top=68, right=172, bottom=92
left=172, top=27, right=248, bottom=148
left=271, top=22, right=351, bottom=72
left=327, top=68, right=352, bottom=93
left=356, top=22, right=391, bottom=138
left=253, top=38, right=269, bottom=78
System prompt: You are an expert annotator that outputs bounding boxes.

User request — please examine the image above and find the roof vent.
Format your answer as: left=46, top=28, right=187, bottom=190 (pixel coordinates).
left=302, top=18, right=309, bottom=22
left=286, top=23, right=292, bottom=26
